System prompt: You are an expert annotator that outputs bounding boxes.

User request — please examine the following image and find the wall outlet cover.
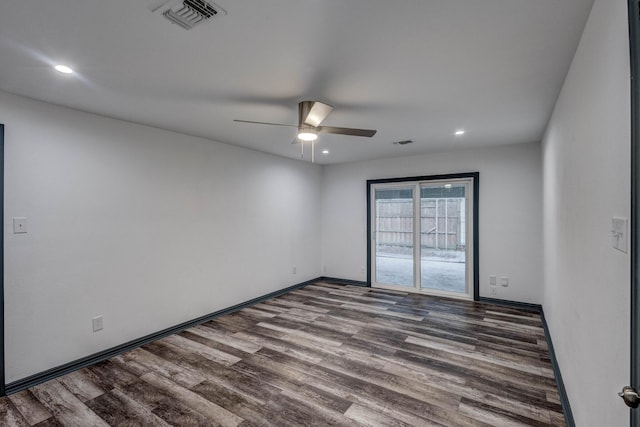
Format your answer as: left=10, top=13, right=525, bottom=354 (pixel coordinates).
left=92, top=316, right=103, bottom=332
left=13, top=217, right=27, bottom=234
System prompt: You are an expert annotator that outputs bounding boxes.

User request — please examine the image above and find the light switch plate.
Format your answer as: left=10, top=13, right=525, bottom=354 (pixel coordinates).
left=13, top=217, right=27, bottom=234
left=612, top=217, right=628, bottom=253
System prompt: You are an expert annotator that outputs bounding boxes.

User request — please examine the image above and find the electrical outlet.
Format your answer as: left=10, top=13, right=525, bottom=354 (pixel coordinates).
left=500, top=276, right=509, bottom=287
left=489, top=275, right=497, bottom=286
left=490, top=286, right=497, bottom=296
left=92, top=315, right=103, bottom=332
left=360, top=266, right=365, bottom=274
left=293, top=267, right=297, bottom=275
left=13, top=217, right=27, bottom=234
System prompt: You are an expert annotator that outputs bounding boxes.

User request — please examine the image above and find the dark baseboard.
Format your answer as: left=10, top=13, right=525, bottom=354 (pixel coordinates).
left=540, top=308, right=575, bottom=427
left=4, top=277, right=323, bottom=395
left=318, top=276, right=370, bottom=287
left=478, top=296, right=542, bottom=313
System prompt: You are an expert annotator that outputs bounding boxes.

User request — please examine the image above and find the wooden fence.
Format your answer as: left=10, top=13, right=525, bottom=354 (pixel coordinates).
left=375, top=198, right=465, bottom=250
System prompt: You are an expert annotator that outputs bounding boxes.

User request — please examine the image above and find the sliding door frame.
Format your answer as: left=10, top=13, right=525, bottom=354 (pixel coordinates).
left=366, top=172, right=479, bottom=301
left=628, top=0, right=640, bottom=424
left=0, top=125, right=5, bottom=396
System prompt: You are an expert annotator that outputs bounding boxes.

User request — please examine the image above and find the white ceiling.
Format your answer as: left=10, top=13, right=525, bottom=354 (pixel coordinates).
left=0, top=0, right=594, bottom=164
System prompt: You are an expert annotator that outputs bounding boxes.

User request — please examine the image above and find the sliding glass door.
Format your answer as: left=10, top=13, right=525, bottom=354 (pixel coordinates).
left=419, top=181, right=469, bottom=294
left=370, top=176, right=475, bottom=300
left=373, top=186, right=415, bottom=287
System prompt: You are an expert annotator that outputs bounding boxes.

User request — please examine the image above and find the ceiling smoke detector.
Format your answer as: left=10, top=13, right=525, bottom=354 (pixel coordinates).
left=161, top=0, right=226, bottom=30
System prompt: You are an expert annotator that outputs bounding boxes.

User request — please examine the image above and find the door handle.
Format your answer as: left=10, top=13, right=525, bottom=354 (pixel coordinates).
left=619, top=386, right=640, bottom=408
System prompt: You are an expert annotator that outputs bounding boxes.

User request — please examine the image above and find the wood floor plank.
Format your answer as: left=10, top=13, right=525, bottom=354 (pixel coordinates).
left=336, top=341, right=469, bottom=391
left=112, top=347, right=206, bottom=388
left=344, top=403, right=413, bottom=427
left=84, top=387, right=172, bottom=427
left=118, top=379, right=219, bottom=426
left=302, top=365, right=491, bottom=427
left=265, top=298, right=332, bottom=314
left=8, top=390, right=52, bottom=426
left=144, top=342, right=280, bottom=405
left=140, top=372, right=244, bottom=427
left=178, top=331, right=250, bottom=361
left=57, top=370, right=105, bottom=403
left=354, top=328, right=559, bottom=396
left=459, top=397, right=552, bottom=427
left=343, top=301, right=425, bottom=322
left=239, top=343, right=479, bottom=427
left=260, top=392, right=354, bottom=427
left=190, top=380, right=277, bottom=426
left=84, top=360, right=140, bottom=391
left=275, top=388, right=359, bottom=427
left=236, top=307, right=276, bottom=319
left=1, top=282, right=567, bottom=426
left=549, top=409, right=568, bottom=426
left=464, top=377, right=562, bottom=413
left=318, top=353, right=461, bottom=411
left=256, top=322, right=344, bottom=347
left=190, top=325, right=262, bottom=354
left=160, top=334, right=242, bottom=366
left=30, top=380, right=109, bottom=427
left=0, top=398, right=30, bottom=427
left=232, top=330, right=324, bottom=364
left=31, top=417, right=63, bottom=427
left=405, top=335, right=545, bottom=376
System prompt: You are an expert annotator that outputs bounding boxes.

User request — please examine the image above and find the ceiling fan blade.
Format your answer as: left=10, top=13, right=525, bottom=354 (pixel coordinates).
left=300, top=101, right=334, bottom=127
left=234, top=119, right=296, bottom=127
left=317, top=126, right=377, bottom=137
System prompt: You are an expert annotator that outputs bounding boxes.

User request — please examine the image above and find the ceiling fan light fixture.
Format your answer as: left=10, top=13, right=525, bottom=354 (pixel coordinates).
left=297, top=129, right=318, bottom=141
left=54, top=64, right=74, bottom=74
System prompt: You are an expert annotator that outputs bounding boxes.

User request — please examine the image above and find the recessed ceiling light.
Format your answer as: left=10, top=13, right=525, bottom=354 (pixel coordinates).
left=455, top=129, right=465, bottom=136
left=54, top=65, right=74, bottom=74
left=321, top=149, right=330, bottom=155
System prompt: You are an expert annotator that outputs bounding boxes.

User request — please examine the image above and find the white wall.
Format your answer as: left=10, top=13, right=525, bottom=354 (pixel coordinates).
left=1, top=91, right=322, bottom=382
left=542, top=0, right=630, bottom=425
left=321, top=142, right=542, bottom=304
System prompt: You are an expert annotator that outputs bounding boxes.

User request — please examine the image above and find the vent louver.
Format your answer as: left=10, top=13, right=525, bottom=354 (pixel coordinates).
left=163, top=0, right=226, bottom=30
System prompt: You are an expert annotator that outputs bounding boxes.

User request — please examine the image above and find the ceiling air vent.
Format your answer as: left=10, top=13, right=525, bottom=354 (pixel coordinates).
left=162, top=0, right=226, bottom=30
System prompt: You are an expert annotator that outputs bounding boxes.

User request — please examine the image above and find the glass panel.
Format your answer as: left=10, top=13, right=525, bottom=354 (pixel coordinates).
left=420, top=183, right=467, bottom=293
left=375, top=187, right=414, bottom=287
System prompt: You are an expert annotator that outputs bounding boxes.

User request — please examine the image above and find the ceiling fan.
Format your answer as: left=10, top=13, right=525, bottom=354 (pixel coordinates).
left=234, top=100, right=377, bottom=161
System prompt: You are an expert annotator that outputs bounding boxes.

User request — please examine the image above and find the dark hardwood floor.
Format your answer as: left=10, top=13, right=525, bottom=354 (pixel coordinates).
left=0, top=282, right=566, bottom=426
